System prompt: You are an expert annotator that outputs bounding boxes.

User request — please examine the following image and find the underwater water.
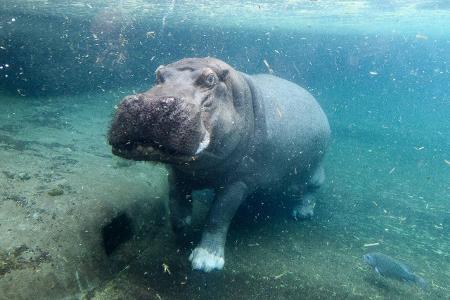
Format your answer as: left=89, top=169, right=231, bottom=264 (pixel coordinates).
left=0, top=1, right=449, bottom=299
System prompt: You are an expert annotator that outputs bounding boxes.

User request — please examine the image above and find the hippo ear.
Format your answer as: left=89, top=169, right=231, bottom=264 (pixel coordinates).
left=218, top=69, right=229, bottom=82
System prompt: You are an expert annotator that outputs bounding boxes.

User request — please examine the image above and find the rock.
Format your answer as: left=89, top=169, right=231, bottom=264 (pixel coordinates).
left=1, top=171, right=15, bottom=179
left=48, top=187, right=64, bottom=196
left=18, top=172, right=32, bottom=181
left=0, top=245, right=51, bottom=277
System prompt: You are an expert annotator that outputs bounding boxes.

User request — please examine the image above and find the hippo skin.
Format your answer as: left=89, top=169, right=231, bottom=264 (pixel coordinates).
left=108, top=57, right=330, bottom=272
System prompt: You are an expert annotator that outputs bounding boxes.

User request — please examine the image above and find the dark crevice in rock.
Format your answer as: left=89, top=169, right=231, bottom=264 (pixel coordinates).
left=102, top=213, right=134, bottom=256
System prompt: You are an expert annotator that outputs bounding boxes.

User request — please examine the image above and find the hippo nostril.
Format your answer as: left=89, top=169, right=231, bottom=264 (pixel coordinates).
left=159, top=96, right=180, bottom=106
left=152, top=97, right=188, bottom=115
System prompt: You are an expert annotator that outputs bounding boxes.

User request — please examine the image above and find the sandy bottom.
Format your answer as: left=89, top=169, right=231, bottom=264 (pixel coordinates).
left=0, top=90, right=448, bottom=300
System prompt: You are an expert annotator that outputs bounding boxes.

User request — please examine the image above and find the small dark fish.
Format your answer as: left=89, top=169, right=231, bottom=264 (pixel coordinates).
left=363, top=252, right=427, bottom=289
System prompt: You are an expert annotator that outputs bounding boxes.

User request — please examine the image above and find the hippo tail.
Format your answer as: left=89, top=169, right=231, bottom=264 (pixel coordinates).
left=413, top=275, right=427, bottom=290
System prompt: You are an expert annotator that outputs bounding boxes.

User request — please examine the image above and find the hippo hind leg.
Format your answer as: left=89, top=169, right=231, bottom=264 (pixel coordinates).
left=168, top=175, right=194, bottom=238
left=291, top=165, right=325, bottom=220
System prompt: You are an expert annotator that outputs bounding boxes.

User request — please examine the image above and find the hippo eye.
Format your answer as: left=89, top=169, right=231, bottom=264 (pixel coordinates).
left=205, top=73, right=217, bottom=87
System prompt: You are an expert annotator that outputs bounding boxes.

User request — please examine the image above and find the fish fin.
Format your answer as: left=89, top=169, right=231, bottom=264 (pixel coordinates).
left=414, top=275, right=427, bottom=290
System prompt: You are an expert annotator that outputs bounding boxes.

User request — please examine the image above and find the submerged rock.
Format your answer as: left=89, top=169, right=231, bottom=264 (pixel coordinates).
left=0, top=245, right=51, bottom=277
left=1, top=170, right=15, bottom=179
left=18, top=172, right=32, bottom=181
left=48, top=187, right=64, bottom=196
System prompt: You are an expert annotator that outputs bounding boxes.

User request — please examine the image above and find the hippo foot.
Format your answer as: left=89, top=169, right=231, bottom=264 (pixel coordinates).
left=292, top=202, right=315, bottom=220
left=189, top=246, right=224, bottom=272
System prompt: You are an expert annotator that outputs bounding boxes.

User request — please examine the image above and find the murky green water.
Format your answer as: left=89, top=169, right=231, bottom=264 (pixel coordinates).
left=0, top=1, right=449, bottom=299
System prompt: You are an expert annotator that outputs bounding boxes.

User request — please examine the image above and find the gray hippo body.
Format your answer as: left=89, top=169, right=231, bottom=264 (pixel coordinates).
left=240, top=73, right=328, bottom=188
left=108, top=57, right=330, bottom=272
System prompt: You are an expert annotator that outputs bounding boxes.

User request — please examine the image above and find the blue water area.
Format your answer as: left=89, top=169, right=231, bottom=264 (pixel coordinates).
left=0, top=1, right=449, bottom=299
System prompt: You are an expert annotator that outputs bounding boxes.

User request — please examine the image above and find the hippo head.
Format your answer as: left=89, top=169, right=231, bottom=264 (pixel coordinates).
left=108, top=57, right=253, bottom=167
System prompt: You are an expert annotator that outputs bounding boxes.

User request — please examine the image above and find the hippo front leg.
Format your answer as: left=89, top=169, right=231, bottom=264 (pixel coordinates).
left=189, top=181, right=248, bottom=272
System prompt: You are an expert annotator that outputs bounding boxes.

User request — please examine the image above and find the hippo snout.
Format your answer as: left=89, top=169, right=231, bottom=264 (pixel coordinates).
left=108, top=94, right=209, bottom=157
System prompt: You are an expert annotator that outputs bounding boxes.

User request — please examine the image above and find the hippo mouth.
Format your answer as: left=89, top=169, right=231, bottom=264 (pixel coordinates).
left=110, top=130, right=211, bottom=164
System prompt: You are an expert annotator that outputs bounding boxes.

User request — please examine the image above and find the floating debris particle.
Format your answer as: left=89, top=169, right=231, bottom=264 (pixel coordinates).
left=388, top=167, right=396, bottom=174
left=432, top=249, right=443, bottom=255
left=263, top=59, right=274, bottom=74
left=274, top=271, right=289, bottom=279
left=434, top=224, right=443, bottom=230
left=414, top=146, right=425, bottom=150
left=162, top=263, right=171, bottom=274
left=363, top=242, right=380, bottom=247
left=146, top=31, right=156, bottom=39
left=415, top=34, right=428, bottom=40
left=369, top=71, right=378, bottom=76
left=276, top=106, right=283, bottom=118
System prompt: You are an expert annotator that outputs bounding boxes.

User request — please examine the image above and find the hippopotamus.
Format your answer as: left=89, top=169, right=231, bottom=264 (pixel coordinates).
left=108, top=57, right=330, bottom=272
